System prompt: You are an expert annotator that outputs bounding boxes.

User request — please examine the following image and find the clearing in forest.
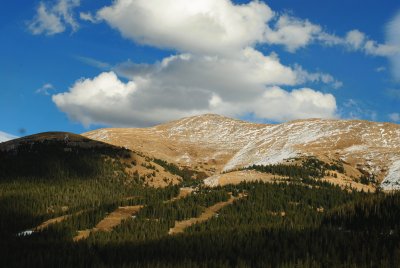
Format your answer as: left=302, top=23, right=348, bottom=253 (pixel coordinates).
left=34, top=210, right=85, bottom=232
left=74, top=187, right=192, bottom=241
left=73, top=205, right=143, bottom=241
left=164, top=187, right=193, bottom=203
left=94, top=205, right=143, bottom=231
left=168, top=194, right=245, bottom=235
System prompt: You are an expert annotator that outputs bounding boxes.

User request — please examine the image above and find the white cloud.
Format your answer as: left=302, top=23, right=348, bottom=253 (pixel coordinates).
left=0, top=131, right=18, bottom=143
left=79, top=12, right=99, bottom=23
left=53, top=0, right=346, bottom=127
left=251, top=87, right=337, bottom=121
left=96, top=0, right=397, bottom=58
left=386, top=11, right=400, bottom=82
left=28, top=0, right=80, bottom=35
left=363, top=40, right=399, bottom=57
left=345, top=30, right=365, bottom=50
left=53, top=51, right=338, bottom=127
left=53, top=72, right=136, bottom=126
left=263, top=15, right=321, bottom=52
left=322, top=29, right=399, bottom=57
left=96, top=0, right=328, bottom=53
left=389, top=113, right=400, bottom=122
left=294, top=65, right=343, bottom=89
left=36, top=83, right=55, bottom=95
left=97, top=0, right=273, bottom=55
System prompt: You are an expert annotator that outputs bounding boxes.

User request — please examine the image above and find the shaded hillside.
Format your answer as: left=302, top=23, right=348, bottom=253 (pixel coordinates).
left=0, top=132, right=184, bottom=187
left=0, top=132, right=131, bottom=180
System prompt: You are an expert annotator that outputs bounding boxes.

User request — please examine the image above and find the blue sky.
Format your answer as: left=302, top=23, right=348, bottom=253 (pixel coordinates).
left=1, top=0, right=400, bottom=138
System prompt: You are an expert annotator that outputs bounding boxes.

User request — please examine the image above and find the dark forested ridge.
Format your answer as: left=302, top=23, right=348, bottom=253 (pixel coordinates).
left=0, top=134, right=399, bottom=267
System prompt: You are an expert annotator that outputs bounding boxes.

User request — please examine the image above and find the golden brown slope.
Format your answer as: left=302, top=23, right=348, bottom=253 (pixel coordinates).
left=83, top=114, right=400, bottom=190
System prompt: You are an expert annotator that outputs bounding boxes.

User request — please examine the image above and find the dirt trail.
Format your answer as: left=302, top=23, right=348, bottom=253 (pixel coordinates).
left=168, top=194, right=245, bottom=235
left=35, top=215, right=71, bottom=232
left=73, top=230, right=91, bottom=241
left=74, top=187, right=192, bottom=241
left=95, top=205, right=143, bottom=232
left=34, top=210, right=85, bottom=232
left=73, top=205, right=143, bottom=241
left=164, top=187, right=193, bottom=203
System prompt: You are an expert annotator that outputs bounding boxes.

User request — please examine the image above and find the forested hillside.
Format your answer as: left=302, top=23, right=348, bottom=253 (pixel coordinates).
left=0, top=134, right=399, bottom=267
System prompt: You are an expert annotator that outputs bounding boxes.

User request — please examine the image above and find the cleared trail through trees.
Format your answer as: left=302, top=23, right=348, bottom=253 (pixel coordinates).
left=73, top=205, right=143, bottom=241
left=73, top=187, right=193, bottom=241
left=34, top=210, right=85, bottom=232
left=164, top=187, right=193, bottom=203
left=168, top=193, right=245, bottom=235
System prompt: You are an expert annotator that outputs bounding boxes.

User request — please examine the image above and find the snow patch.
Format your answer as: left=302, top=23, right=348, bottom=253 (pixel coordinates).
left=85, top=129, right=109, bottom=141
left=254, top=148, right=298, bottom=166
left=344, top=145, right=368, bottom=153
left=204, top=175, right=221, bottom=187
left=381, top=159, right=400, bottom=190
left=17, top=230, right=34, bottom=237
left=177, top=152, right=191, bottom=163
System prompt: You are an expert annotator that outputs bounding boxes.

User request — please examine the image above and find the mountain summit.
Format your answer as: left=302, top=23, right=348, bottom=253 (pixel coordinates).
left=84, top=114, right=400, bottom=190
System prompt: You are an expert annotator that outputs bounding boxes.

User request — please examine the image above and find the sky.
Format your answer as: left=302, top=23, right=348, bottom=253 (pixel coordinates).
left=1, top=0, right=400, bottom=139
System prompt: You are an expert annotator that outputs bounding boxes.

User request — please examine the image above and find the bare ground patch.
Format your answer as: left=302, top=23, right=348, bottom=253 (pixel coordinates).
left=168, top=194, right=245, bottom=235
left=34, top=210, right=85, bottom=232
left=204, top=170, right=287, bottom=187
left=73, top=205, right=143, bottom=241
left=164, top=187, right=193, bottom=203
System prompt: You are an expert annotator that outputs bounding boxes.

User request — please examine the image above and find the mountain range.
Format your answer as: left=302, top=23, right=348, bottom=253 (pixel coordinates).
left=82, top=114, right=400, bottom=191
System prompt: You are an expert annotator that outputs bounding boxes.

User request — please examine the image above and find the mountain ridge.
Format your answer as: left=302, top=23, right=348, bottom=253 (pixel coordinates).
left=83, top=114, right=400, bottom=190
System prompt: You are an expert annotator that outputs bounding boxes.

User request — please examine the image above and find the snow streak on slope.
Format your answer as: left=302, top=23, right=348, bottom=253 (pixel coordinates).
left=159, top=114, right=266, bottom=147
left=381, top=159, right=400, bottom=190
left=223, top=119, right=334, bottom=171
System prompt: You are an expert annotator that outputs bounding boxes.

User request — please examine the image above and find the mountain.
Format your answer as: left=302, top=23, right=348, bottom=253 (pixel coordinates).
left=84, top=114, right=400, bottom=190
left=0, top=132, right=181, bottom=187
left=2, top=118, right=400, bottom=267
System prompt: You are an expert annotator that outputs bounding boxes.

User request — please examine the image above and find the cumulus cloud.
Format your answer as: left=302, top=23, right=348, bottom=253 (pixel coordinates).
left=28, top=0, right=80, bottom=35
left=321, top=29, right=399, bottom=57
left=53, top=52, right=338, bottom=127
left=96, top=0, right=397, bottom=57
left=293, top=65, right=343, bottom=89
left=97, top=0, right=273, bottom=55
left=53, top=0, right=350, bottom=126
left=386, top=11, right=400, bottom=81
left=251, top=87, right=336, bottom=121
left=264, top=15, right=321, bottom=52
left=345, top=30, right=365, bottom=50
